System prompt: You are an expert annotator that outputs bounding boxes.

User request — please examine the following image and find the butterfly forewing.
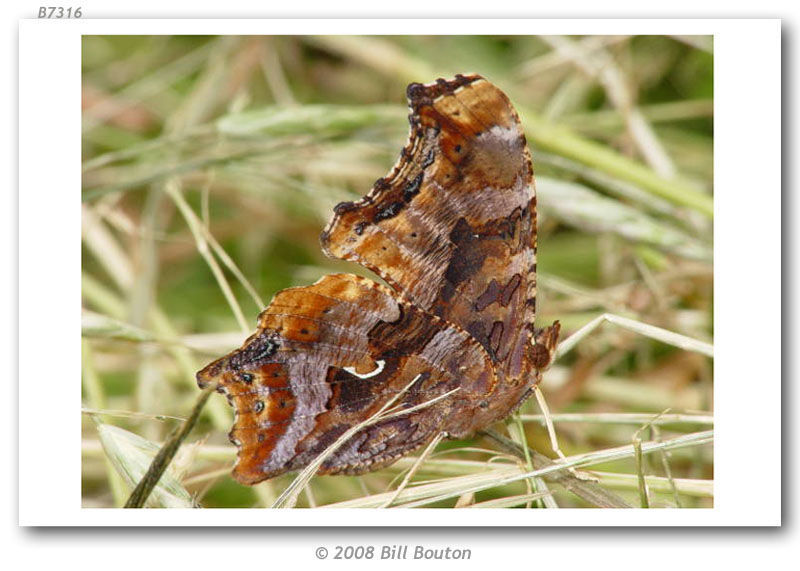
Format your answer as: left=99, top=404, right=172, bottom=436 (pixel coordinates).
left=321, top=75, right=547, bottom=406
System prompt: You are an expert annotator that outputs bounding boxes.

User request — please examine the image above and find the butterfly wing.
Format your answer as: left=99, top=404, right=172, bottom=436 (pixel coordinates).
left=197, top=76, right=560, bottom=485
left=197, top=273, right=495, bottom=484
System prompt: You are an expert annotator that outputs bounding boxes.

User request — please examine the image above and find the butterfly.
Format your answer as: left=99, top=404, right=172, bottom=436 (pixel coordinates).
left=197, top=74, right=560, bottom=485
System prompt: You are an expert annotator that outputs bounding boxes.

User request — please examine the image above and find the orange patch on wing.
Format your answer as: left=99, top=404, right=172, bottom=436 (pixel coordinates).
left=257, top=362, right=289, bottom=389
left=257, top=314, right=321, bottom=343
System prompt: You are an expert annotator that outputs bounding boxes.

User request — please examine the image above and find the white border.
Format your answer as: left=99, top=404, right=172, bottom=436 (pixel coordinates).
left=19, top=18, right=781, bottom=526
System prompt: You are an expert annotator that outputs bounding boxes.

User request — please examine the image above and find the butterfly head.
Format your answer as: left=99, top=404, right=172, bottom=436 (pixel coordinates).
left=529, top=321, right=561, bottom=371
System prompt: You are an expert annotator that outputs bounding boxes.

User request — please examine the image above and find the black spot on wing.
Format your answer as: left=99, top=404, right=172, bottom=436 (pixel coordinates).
left=403, top=172, right=424, bottom=202
left=373, top=201, right=405, bottom=223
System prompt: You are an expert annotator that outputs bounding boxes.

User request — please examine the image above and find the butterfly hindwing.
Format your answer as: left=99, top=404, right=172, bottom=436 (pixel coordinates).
left=197, top=273, right=495, bottom=484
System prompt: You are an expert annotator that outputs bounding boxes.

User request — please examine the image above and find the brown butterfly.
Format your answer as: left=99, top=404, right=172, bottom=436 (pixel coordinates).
left=197, top=74, right=560, bottom=485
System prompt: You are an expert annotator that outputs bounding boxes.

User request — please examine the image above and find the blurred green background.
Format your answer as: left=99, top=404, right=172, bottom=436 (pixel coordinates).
left=82, top=35, right=713, bottom=508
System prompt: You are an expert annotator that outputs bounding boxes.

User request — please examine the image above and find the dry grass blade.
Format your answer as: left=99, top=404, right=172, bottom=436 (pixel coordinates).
left=467, top=491, right=554, bottom=508
left=633, top=434, right=649, bottom=508
left=82, top=309, right=157, bottom=342
left=324, top=466, right=521, bottom=508
left=166, top=179, right=250, bottom=332
left=325, top=430, right=710, bottom=509
left=538, top=177, right=711, bottom=261
left=97, top=423, right=194, bottom=508
left=272, top=378, right=460, bottom=508
left=540, top=35, right=676, bottom=177
left=481, top=429, right=631, bottom=509
left=124, top=384, right=216, bottom=508
left=556, top=312, right=714, bottom=360
left=519, top=107, right=713, bottom=217
left=535, top=152, right=685, bottom=220
left=517, top=35, right=632, bottom=78
left=82, top=408, right=185, bottom=422
left=217, top=104, right=404, bottom=137
left=399, top=430, right=712, bottom=508
left=518, top=412, right=713, bottom=427
left=381, top=432, right=446, bottom=508
left=533, top=385, right=569, bottom=465
left=588, top=472, right=712, bottom=498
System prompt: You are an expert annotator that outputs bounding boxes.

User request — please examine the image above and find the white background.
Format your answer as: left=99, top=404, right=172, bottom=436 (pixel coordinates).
left=6, top=0, right=792, bottom=567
